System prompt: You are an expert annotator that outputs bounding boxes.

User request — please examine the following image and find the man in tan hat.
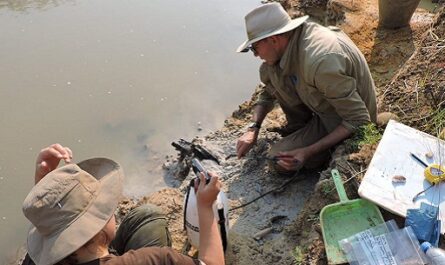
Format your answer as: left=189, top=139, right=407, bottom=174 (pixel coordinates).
left=236, top=3, right=377, bottom=174
left=21, top=143, right=224, bottom=265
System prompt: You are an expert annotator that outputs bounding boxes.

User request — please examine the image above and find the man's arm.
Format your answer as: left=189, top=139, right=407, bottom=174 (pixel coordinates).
left=277, top=124, right=351, bottom=171
left=196, top=172, right=224, bottom=265
left=35, top=144, right=72, bottom=184
left=276, top=52, right=375, bottom=171
left=311, top=53, right=373, bottom=132
left=236, top=104, right=273, bottom=158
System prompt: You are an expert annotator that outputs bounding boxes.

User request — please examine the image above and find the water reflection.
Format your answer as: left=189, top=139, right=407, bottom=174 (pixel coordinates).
left=0, top=0, right=75, bottom=11
left=0, top=0, right=260, bottom=263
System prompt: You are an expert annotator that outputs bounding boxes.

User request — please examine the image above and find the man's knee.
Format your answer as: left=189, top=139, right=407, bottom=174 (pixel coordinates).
left=124, top=204, right=165, bottom=223
left=112, top=204, right=171, bottom=254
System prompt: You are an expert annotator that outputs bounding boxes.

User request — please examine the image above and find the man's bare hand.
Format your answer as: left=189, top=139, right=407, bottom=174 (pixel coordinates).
left=276, top=148, right=311, bottom=171
left=35, top=143, right=73, bottom=184
left=236, top=130, right=258, bottom=158
left=196, top=172, right=221, bottom=209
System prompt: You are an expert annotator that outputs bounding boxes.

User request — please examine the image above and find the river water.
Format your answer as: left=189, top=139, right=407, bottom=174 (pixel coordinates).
left=0, top=0, right=260, bottom=262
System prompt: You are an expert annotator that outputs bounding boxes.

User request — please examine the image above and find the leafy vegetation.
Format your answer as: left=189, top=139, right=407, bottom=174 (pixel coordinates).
left=430, top=108, right=445, bottom=138
left=293, top=246, right=305, bottom=264
left=345, top=123, right=383, bottom=152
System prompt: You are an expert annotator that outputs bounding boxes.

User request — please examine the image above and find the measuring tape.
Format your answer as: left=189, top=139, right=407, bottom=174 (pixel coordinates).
left=424, top=164, right=445, bottom=184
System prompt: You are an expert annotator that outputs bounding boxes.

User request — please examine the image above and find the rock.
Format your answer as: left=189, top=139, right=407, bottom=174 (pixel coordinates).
left=253, top=227, right=273, bottom=240
left=392, top=175, right=406, bottom=183
left=377, top=112, right=399, bottom=127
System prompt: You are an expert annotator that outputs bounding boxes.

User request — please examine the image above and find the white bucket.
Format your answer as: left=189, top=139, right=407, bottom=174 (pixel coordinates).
left=183, top=187, right=229, bottom=249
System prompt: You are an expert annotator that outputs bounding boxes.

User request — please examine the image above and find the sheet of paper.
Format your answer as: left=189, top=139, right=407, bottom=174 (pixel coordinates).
left=359, top=120, right=445, bottom=233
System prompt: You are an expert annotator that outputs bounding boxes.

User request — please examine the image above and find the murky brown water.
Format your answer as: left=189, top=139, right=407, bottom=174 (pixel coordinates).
left=418, top=0, right=442, bottom=12
left=0, top=0, right=260, bottom=262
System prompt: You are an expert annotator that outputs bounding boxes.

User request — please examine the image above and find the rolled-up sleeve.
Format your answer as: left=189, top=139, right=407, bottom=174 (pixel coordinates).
left=312, top=53, right=371, bottom=132
left=255, top=64, right=276, bottom=109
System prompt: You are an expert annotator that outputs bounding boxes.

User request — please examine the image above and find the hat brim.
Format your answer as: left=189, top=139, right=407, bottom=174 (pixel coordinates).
left=236, top=15, right=308, bottom=53
left=26, top=159, right=123, bottom=265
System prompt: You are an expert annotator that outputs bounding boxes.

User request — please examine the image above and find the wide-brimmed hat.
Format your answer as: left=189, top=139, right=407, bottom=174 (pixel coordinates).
left=22, top=158, right=124, bottom=265
left=237, top=3, right=308, bottom=53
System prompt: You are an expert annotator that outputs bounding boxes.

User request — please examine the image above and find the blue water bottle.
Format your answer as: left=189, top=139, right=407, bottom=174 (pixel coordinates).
left=421, top=242, right=445, bottom=265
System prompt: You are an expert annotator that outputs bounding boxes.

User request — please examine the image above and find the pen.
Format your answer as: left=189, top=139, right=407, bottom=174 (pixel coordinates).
left=410, top=152, right=428, bottom=168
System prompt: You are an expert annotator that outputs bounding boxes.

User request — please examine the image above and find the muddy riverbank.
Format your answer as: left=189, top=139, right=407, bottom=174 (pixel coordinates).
left=116, top=1, right=444, bottom=264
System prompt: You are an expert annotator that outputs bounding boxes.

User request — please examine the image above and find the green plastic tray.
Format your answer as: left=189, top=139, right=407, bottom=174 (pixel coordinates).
left=320, top=169, right=385, bottom=264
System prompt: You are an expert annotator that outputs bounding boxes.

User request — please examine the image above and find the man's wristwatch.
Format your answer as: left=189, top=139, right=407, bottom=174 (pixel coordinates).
left=247, top=121, right=261, bottom=131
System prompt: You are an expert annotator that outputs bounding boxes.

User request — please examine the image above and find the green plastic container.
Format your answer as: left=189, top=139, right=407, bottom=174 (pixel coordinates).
left=320, top=169, right=385, bottom=264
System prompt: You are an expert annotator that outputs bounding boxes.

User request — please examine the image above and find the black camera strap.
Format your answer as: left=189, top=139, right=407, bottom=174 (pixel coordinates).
left=183, top=179, right=194, bottom=231
left=217, top=207, right=228, bottom=252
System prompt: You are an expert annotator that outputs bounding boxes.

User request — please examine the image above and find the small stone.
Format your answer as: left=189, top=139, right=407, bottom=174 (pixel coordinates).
left=377, top=112, right=399, bottom=127
left=392, top=175, right=406, bottom=183
left=425, top=152, right=434, bottom=159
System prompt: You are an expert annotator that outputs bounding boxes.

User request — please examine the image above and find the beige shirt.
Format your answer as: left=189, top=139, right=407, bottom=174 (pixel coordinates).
left=256, top=22, right=377, bottom=133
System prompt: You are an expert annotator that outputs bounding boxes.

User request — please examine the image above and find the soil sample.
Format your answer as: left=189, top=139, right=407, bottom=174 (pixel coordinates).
left=378, top=0, right=421, bottom=28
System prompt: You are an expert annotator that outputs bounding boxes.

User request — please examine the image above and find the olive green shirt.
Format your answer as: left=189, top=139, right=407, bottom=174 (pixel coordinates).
left=256, top=22, right=377, bottom=133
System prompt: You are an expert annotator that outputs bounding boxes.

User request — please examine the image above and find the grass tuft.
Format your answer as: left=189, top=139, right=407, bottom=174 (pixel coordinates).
left=345, top=123, right=382, bottom=152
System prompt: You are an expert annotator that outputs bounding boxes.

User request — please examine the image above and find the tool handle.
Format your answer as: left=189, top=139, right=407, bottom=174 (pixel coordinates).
left=331, top=169, right=349, bottom=202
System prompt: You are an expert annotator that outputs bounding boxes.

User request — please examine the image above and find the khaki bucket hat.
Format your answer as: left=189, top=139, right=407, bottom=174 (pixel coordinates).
left=236, top=2, right=308, bottom=53
left=22, top=158, right=124, bottom=265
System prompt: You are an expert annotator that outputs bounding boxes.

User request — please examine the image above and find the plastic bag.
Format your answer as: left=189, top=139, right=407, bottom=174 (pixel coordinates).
left=339, top=220, right=427, bottom=265
left=405, top=202, right=441, bottom=246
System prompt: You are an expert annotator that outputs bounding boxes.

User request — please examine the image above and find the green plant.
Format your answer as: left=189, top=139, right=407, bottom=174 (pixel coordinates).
left=430, top=108, right=445, bottom=137
left=293, top=246, right=304, bottom=264
left=320, top=180, right=333, bottom=196
left=345, top=123, right=382, bottom=152
left=306, top=214, right=320, bottom=223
